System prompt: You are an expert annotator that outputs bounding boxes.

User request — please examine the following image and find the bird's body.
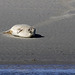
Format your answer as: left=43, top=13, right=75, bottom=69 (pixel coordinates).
left=4, top=24, right=36, bottom=38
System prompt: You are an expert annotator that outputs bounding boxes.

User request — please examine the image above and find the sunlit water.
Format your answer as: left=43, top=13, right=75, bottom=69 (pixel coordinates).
left=0, top=65, right=75, bottom=75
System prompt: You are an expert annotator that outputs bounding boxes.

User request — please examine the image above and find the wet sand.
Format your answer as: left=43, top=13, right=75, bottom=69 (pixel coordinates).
left=0, top=0, right=75, bottom=64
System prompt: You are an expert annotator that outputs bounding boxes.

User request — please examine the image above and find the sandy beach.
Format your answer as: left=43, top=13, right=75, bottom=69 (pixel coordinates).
left=0, top=0, right=75, bottom=64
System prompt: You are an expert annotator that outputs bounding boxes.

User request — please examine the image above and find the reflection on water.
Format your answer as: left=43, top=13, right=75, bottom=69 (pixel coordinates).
left=0, top=65, right=75, bottom=75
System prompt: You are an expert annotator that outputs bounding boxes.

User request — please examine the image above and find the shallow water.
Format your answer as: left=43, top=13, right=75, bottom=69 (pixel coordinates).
left=0, top=65, right=75, bottom=75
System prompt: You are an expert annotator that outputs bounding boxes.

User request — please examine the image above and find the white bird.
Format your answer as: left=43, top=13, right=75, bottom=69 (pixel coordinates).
left=3, top=24, right=36, bottom=38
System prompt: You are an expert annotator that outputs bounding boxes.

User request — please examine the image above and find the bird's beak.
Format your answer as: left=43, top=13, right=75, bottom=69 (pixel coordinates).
left=3, top=30, right=12, bottom=34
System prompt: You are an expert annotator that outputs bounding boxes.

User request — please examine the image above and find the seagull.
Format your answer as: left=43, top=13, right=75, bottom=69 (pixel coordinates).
left=3, top=24, right=36, bottom=38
